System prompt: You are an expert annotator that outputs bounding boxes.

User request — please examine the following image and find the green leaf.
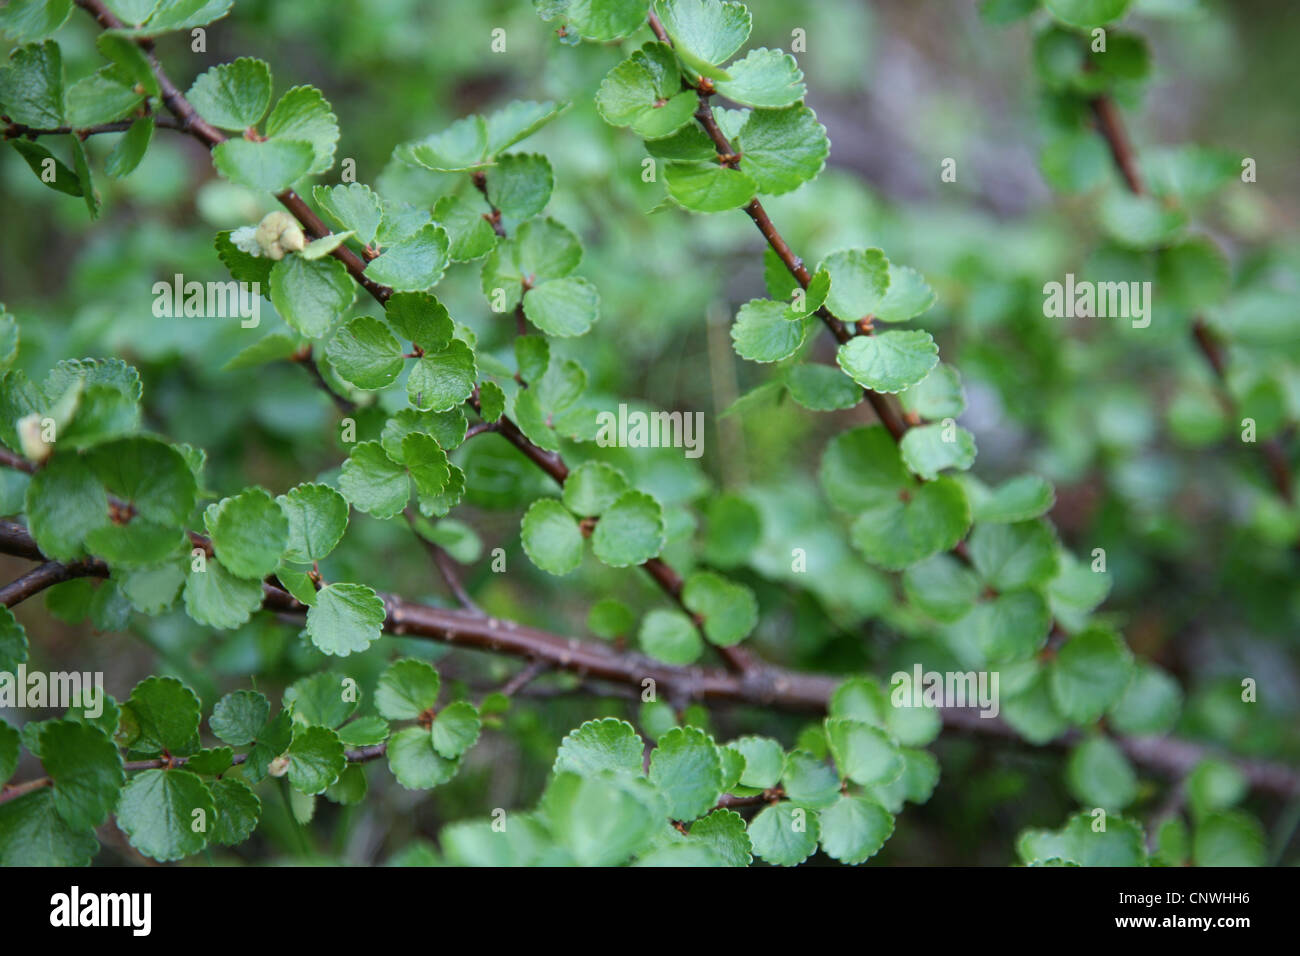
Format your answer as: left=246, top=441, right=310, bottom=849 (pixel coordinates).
left=665, top=162, right=757, bottom=212
left=592, top=489, right=664, bottom=567
left=387, top=725, right=459, bottom=790
left=596, top=42, right=694, bottom=138
left=1002, top=668, right=1070, bottom=745
left=553, top=717, right=643, bottom=778
left=407, top=339, right=476, bottom=412
left=734, top=104, right=828, bottom=195
left=339, top=440, right=408, bottom=518
left=286, top=725, right=345, bottom=795
left=337, top=715, right=390, bottom=748
left=431, top=701, right=481, bottom=759
left=376, top=658, right=443, bottom=722
left=1018, top=811, right=1146, bottom=866
left=384, top=291, right=454, bottom=351
left=966, top=474, right=1055, bottom=524
left=485, top=152, right=553, bottom=219
left=433, top=190, right=499, bottom=261
left=541, top=771, right=659, bottom=866
left=850, top=477, right=970, bottom=571
left=900, top=422, right=977, bottom=480
left=649, top=726, right=723, bottom=821
left=682, top=571, right=757, bottom=646
left=900, top=363, right=966, bottom=420
left=818, top=795, right=894, bottom=864
left=382, top=407, right=467, bottom=460
left=1192, top=811, right=1265, bottom=867
left=521, top=497, right=584, bottom=575
left=785, top=363, right=860, bottom=411
left=327, top=316, right=404, bottom=390
left=105, top=115, right=154, bottom=178
left=265, top=85, right=338, bottom=175
left=639, top=608, right=703, bottom=665
left=544, top=0, right=649, bottom=40
left=366, top=223, right=450, bottom=291
left=269, top=254, right=354, bottom=338
left=204, top=487, right=288, bottom=580
left=820, top=425, right=910, bottom=513
left=903, top=553, right=981, bottom=623
left=560, top=461, right=625, bottom=517
left=821, top=248, right=889, bottom=321
left=478, top=379, right=506, bottom=422
left=688, top=808, right=752, bottom=866
left=0, top=789, right=98, bottom=866
left=946, top=589, right=1052, bottom=664
left=313, top=182, right=383, bottom=246
left=10, top=140, right=81, bottom=197
left=730, top=298, right=810, bottom=363
left=1099, top=190, right=1188, bottom=249
left=65, top=67, right=142, bottom=127
left=277, top=482, right=348, bottom=563
left=825, top=718, right=902, bottom=786
left=115, top=769, right=214, bottom=862
left=715, top=47, right=805, bottom=108
left=183, top=557, right=264, bottom=629
left=209, top=689, right=270, bottom=746
left=1066, top=735, right=1137, bottom=810
left=837, top=330, right=940, bottom=394
left=186, top=57, right=271, bottom=130
left=523, top=276, right=601, bottom=337
left=968, top=520, right=1057, bottom=591
left=0, top=0, right=74, bottom=42
left=122, top=676, right=201, bottom=754
left=748, top=802, right=819, bottom=866
left=209, top=777, right=260, bottom=846
left=655, top=0, right=752, bottom=79
left=25, top=454, right=109, bottom=561
left=84, top=520, right=182, bottom=570
left=0, top=40, right=64, bottom=127
left=1045, top=0, right=1132, bottom=29
left=1186, top=760, right=1246, bottom=819
left=588, top=597, right=634, bottom=639
left=306, top=582, right=385, bottom=656
left=1107, top=662, right=1182, bottom=735
left=212, top=138, right=315, bottom=193
left=40, top=720, right=124, bottom=830
left=732, top=735, right=783, bottom=789
left=285, top=672, right=357, bottom=729
left=0, top=718, right=18, bottom=785
left=1049, top=627, right=1134, bottom=724
left=876, top=264, right=936, bottom=322
left=403, top=114, right=490, bottom=171
left=781, top=750, right=841, bottom=809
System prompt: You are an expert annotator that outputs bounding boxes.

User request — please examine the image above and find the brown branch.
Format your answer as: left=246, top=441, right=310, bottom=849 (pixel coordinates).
left=291, top=346, right=357, bottom=414
left=406, top=509, right=483, bottom=616
left=0, top=521, right=1296, bottom=799
left=0, top=560, right=91, bottom=608
left=0, top=742, right=387, bottom=808
left=2, top=116, right=181, bottom=140
left=651, top=14, right=908, bottom=441
left=71, top=0, right=754, bottom=686
left=1091, top=92, right=1294, bottom=504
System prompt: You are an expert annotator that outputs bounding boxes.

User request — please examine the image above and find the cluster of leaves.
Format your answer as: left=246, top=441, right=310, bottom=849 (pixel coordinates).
left=0, top=0, right=1291, bottom=867
left=441, top=678, right=935, bottom=867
